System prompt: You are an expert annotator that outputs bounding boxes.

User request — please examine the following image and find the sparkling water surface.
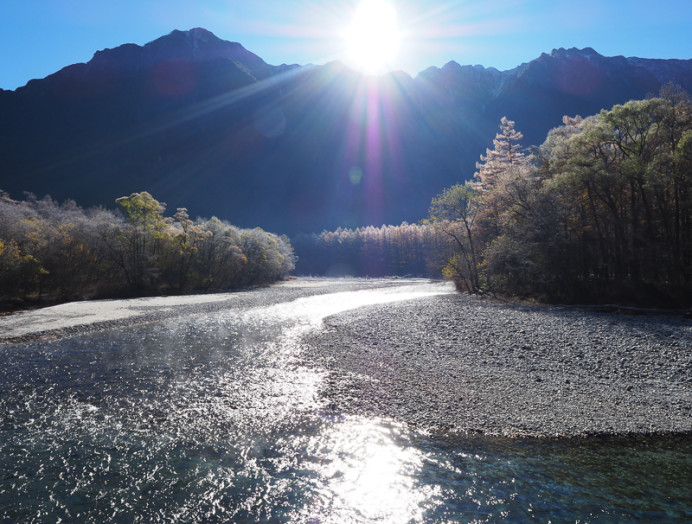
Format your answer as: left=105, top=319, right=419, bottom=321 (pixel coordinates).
left=1, top=284, right=690, bottom=522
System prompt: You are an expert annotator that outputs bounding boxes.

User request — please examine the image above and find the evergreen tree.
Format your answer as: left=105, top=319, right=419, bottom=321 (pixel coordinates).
left=474, top=116, right=526, bottom=191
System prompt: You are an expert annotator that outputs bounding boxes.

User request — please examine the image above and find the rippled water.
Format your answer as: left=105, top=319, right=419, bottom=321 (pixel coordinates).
left=1, top=284, right=691, bottom=522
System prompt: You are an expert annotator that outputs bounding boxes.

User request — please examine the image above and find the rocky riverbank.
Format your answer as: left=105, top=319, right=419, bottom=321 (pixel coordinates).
left=302, top=293, right=692, bottom=437
left=2, top=278, right=690, bottom=438
left=0, top=278, right=405, bottom=343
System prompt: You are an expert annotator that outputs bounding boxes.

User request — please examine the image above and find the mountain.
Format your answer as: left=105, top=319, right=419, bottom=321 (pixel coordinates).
left=1, top=29, right=691, bottom=234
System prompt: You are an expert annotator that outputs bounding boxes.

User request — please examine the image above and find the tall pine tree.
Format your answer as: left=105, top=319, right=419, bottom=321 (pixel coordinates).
left=474, top=116, right=526, bottom=191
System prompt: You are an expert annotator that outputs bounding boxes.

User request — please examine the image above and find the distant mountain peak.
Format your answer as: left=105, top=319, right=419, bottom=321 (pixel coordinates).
left=442, top=60, right=462, bottom=71
left=3, top=32, right=692, bottom=235
left=142, top=28, right=264, bottom=66
left=548, top=47, right=602, bottom=61
left=70, top=27, right=276, bottom=85
left=147, top=28, right=230, bottom=52
left=179, top=27, right=216, bottom=39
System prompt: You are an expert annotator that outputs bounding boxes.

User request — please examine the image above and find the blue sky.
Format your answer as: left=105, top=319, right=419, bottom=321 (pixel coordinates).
left=2, top=0, right=691, bottom=90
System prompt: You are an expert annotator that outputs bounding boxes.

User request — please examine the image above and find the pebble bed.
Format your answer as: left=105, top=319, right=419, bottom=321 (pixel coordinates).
left=0, top=279, right=403, bottom=343
left=4, top=279, right=690, bottom=438
left=303, top=293, right=692, bottom=437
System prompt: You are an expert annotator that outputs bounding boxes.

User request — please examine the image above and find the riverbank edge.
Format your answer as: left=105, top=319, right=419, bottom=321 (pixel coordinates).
left=2, top=280, right=690, bottom=439
left=0, top=278, right=424, bottom=344
left=301, top=292, right=692, bottom=439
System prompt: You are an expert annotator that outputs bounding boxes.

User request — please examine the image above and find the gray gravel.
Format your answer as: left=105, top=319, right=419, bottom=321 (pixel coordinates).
left=302, top=293, right=692, bottom=438
left=4, top=279, right=690, bottom=438
left=0, top=278, right=405, bottom=343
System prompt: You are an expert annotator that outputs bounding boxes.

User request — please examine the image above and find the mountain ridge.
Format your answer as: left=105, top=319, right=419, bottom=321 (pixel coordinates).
left=1, top=29, right=691, bottom=234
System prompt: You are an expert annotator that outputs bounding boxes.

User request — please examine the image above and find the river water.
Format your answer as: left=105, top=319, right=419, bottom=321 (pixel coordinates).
left=1, top=282, right=690, bottom=522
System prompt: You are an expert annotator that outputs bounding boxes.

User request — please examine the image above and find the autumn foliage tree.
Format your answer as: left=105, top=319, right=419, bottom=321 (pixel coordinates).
left=425, top=182, right=481, bottom=292
left=535, top=91, right=692, bottom=302
left=0, top=191, right=295, bottom=308
left=430, top=87, right=692, bottom=306
left=473, top=116, right=527, bottom=192
left=112, top=192, right=169, bottom=290
left=293, top=222, right=450, bottom=277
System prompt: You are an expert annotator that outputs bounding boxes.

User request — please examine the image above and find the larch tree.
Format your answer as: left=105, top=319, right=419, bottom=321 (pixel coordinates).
left=474, top=116, right=527, bottom=192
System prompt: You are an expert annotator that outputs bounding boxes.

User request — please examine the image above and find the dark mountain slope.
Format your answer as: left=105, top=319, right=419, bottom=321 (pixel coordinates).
left=1, top=30, right=690, bottom=234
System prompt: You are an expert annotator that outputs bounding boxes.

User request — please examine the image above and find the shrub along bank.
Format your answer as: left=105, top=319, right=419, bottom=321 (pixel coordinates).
left=0, top=191, right=295, bottom=309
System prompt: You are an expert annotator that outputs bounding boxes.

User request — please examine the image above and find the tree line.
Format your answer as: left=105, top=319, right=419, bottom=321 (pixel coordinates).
left=0, top=191, right=295, bottom=308
left=296, top=86, right=691, bottom=306
left=431, top=85, right=692, bottom=306
left=293, top=223, right=452, bottom=277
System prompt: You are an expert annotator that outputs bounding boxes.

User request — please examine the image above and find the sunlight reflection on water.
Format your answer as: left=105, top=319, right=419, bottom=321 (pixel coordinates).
left=301, top=418, right=438, bottom=522
left=247, top=281, right=454, bottom=327
left=240, top=283, right=454, bottom=520
left=1, top=281, right=690, bottom=522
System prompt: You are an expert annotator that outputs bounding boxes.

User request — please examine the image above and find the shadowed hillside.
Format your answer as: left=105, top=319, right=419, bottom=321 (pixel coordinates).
left=1, top=28, right=691, bottom=234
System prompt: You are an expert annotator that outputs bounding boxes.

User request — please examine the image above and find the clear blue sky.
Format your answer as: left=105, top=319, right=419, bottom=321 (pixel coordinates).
left=2, top=0, right=691, bottom=90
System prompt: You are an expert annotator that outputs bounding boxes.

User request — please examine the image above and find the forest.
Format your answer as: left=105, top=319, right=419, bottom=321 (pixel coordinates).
left=298, top=86, right=692, bottom=306
left=0, top=191, right=295, bottom=309
left=437, top=85, right=692, bottom=306
left=293, top=223, right=452, bottom=277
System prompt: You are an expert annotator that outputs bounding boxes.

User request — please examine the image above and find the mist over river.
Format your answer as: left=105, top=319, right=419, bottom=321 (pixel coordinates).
left=1, top=279, right=690, bottom=521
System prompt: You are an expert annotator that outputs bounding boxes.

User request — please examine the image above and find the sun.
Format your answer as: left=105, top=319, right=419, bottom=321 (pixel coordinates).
left=345, top=0, right=401, bottom=74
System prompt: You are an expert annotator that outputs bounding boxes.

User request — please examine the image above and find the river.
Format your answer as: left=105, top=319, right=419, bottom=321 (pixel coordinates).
left=1, top=279, right=690, bottom=522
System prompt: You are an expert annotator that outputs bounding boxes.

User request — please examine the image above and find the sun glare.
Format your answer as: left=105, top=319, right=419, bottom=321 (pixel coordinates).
left=345, top=0, right=401, bottom=74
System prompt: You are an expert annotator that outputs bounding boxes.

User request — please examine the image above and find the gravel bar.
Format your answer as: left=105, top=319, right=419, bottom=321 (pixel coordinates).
left=3, top=279, right=690, bottom=438
left=0, top=278, right=406, bottom=343
left=302, top=293, right=692, bottom=438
